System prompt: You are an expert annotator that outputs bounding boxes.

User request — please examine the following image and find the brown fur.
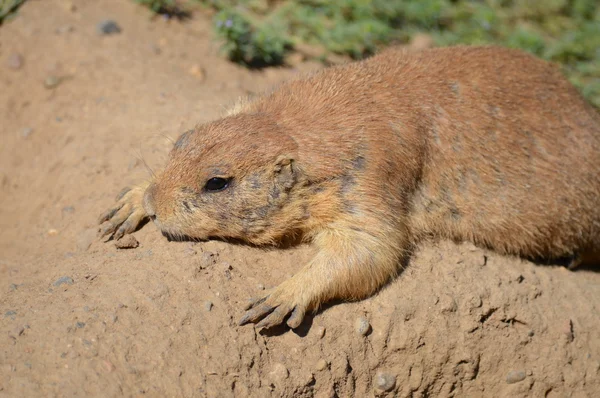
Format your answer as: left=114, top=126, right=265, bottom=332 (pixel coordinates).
left=99, top=46, right=600, bottom=329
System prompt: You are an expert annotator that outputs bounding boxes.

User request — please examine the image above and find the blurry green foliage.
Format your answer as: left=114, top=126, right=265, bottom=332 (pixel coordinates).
left=135, top=0, right=189, bottom=17
left=0, top=0, right=26, bottom=24
left=137, top=0, right=599, bottom=106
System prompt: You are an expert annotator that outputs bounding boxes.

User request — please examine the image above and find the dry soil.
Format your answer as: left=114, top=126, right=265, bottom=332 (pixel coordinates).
left=1, top=1, right=599, bottom=397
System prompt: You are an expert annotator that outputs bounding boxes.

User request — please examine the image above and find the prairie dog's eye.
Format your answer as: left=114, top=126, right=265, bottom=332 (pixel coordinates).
left=204, top=177, right=231, bottom=192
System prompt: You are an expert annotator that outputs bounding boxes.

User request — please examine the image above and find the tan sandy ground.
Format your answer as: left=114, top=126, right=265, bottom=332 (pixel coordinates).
left=1, top=1, right=599, bottom=397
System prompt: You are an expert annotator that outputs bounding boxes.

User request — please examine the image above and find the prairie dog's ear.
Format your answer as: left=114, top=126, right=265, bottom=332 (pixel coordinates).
left=274, top=154, right=296, bottom=190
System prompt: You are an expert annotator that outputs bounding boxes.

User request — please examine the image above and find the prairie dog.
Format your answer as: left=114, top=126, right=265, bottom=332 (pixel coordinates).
left=99, top=46, right=600, bottom=329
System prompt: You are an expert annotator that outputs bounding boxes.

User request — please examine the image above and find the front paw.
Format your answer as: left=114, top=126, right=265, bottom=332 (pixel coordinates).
left=98, top=184, right=149, bottom=240
left=238, top=280, right=313, bottom=329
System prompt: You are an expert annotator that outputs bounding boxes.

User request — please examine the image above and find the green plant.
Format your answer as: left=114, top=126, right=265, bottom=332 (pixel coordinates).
left=189, top=0, right=599, bottom=107
left=135, top=0, right=189, bottom=18
left=0, top=0, right=26, bottom=24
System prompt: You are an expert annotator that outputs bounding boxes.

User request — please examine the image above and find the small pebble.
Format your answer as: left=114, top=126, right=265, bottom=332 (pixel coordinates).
left=7, top=53, right=23, bottom=70
left=53, top=276, right=74, bottom=287
left=314, top=325, right=326, bottom=339
left=20, top=127, right=33, bottom=138
left=355, top=316, right=371, bottom=336
left=268, top=363, right=289, bottom=384
left=62, top=206, right=75, bottom=214
left=47, top=229, right=59, bottom=236
left=97, top=19, right=121, bottom=35
left=103, top=360, right=115, bottom=372
left=315, top=359, right=328, bottom=371
left=506, top=370, right=526, bottom=384
left=5, top=310, right=17, bottom=321
left=188, top=64, right=206, bottom=82
left=115, top=234, right=139, bottom=249
left=76, top=322, right=85, bottom=329
left=184, top=244, right=197, bottom=256
left=44, top=75, right=61, bottom=89
left=150, top=44, right=161, bottom=55
left=257, top=283, right=265, bottom=290
left=55, top=25, right=74, bottom=34
left=198, top=251, right=217, bottom=269
left=222, top=262, right=233, bottom=271
left=203, top=301, right=213, bottom=311
left=374, top=371, right=396, bottom=392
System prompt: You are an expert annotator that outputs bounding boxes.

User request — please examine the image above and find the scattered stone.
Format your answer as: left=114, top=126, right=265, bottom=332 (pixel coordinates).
left=203, top=301, right=213, bottom=311
left=44, top=75, right=61, bottom=89
left=76, top=228, right=97, bottom=252
left=198, top=251, right=218, bottom=270
left=134, top=249, right=153, bottom=259
left=5, top=310, right=17, bottom=319
left=103, top=360, right=115, bottom=372
left=506, top=370, right=526, bottom=384
left=10, top=283, right=20, bottom=291
left=62, top=205, right=75, bottom=214
left=115, top=234, right=139, bottom=249
left=55, top=25, right=74, bottom=34
left=374, top=371, right=396, bottom=392
left=150, top=44, right=161, bottom=55
left=47, top=228, right=59, bottom=236
left=222, top=262, right=233, bottom=279
left=355, top=316, right=371, bottom=336
left=53, top=276, right=74, bottom=287
left=439, top=294, right=457, bottom=313
left=76, top=322, right=85, bottom=329
left=97, top=19, right=121, bottom=35
left=314, top=325, right=326, bottom=339
left=315, top=358, right=328, bottom=371
left=20, top=127, right=33, bottom=138
left=184, top=244, right=197, bottom=256
left=268, top=363, right=289, bottom=386
left=188, top=64, right=206, bottom=82
left=7, top=53, right=23, bottom=70
left=257, top=283, right=265, bottom=290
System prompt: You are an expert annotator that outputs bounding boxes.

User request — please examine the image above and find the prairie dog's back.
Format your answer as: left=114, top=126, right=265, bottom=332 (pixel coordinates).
left=240, top=46, right=600, bottom=259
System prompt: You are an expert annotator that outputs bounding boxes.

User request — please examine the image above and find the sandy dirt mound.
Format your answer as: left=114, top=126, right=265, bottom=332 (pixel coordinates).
left=1, top=1, right=599, bottom=397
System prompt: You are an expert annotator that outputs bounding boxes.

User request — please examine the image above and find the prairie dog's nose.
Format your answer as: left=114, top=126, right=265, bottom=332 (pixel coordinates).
left=143, top=183, right=157, bottom=218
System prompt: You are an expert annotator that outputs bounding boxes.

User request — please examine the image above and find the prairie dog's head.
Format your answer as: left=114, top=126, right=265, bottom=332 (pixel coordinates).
left=143, top=113, right=305, bottom=244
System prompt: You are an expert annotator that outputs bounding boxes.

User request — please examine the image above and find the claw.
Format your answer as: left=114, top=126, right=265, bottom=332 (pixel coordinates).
left=97, top=206, right=121, bottom=224
left=97, top=185, right=150, bottom=241
left=238, top=302, right=276, bottom=326
left=286, top=306, right=306, bottom=329
left=115, top=187, right=131, bottom=201
left=256, top=306, right=291, bottom=329
left=243, top=295, right=268, bottom=310
left=98, top=221, right=118, bottom=239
